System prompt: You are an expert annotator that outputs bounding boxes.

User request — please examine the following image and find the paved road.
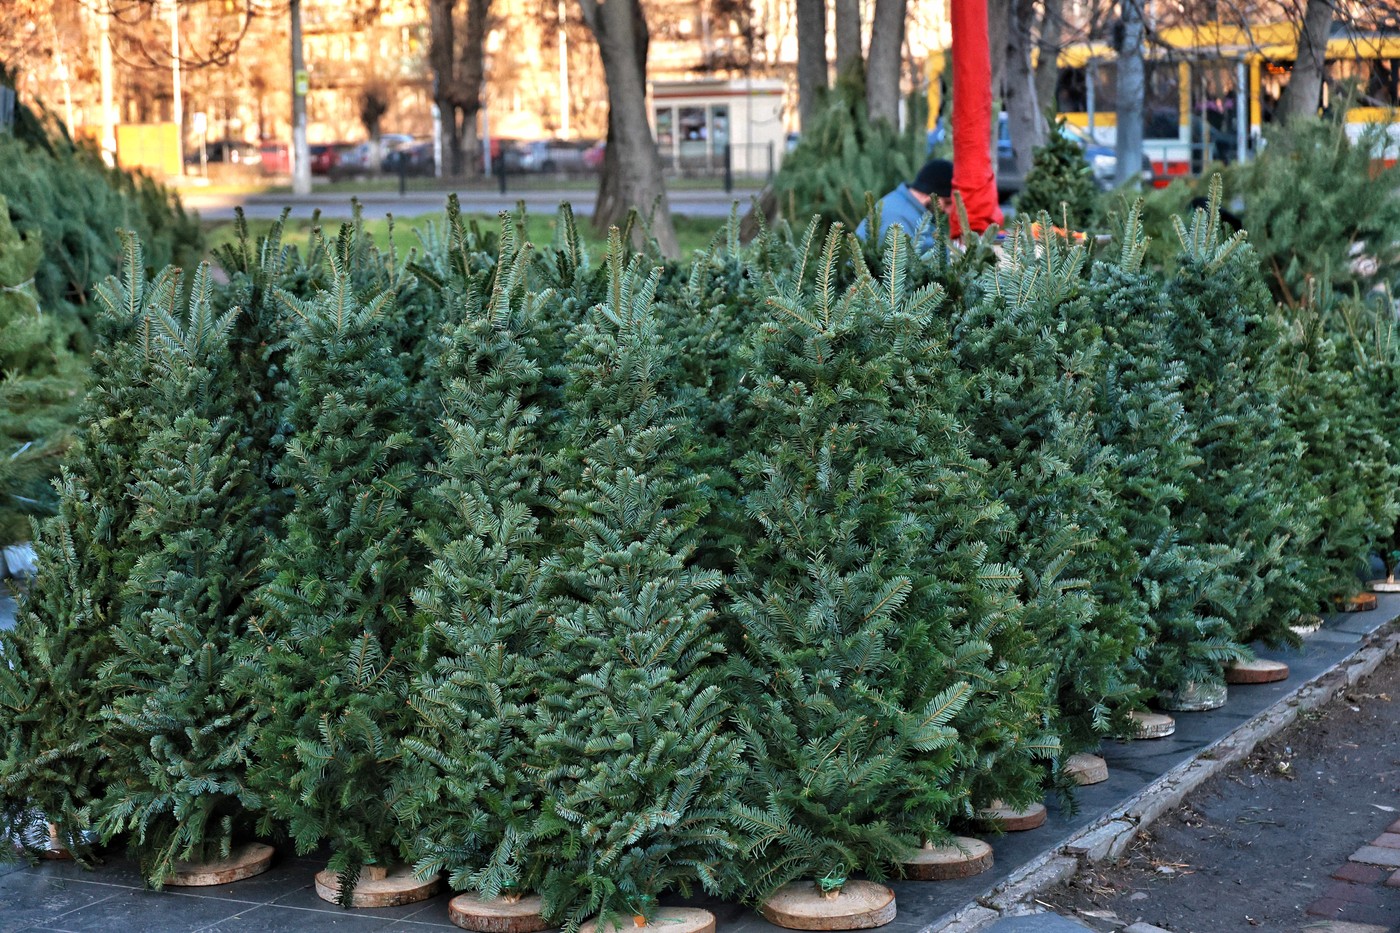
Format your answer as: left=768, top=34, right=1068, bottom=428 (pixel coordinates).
left=182, top=186, right=767, bottom=223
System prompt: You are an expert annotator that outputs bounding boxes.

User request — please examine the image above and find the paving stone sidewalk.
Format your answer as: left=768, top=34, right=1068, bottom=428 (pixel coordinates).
left=2, top=587, right=1398, bottom=933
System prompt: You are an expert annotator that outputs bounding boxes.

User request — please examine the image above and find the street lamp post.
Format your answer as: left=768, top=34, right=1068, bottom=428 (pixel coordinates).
left=290, top=0, right=311, bottom=195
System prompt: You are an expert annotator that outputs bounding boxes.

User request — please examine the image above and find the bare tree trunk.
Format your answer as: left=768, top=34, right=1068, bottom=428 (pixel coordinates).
left=1034, top=0, right=1065, bottom=117
left=1277, top=0, right=1332, bottom=122
left=1115, top=0, right=1144, bottom=187
left=1004, top=0, right=1044, bottom=173
left=865, top=0, right=907, bottom=126
left=795, top=0, right=828, bottom=132
left=834, top=0, right=861, bottom=76
left=428, top=0, right=462, bottom=174
left=580, top=0, right=678, bottom=258
left=987, top=0, right=1011, bottom=157
left=459, top=0, right=489, bottom=176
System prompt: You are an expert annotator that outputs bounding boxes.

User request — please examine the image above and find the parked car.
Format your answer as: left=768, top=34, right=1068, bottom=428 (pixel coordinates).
left=332, top=142, right=376, bottom=178
left=501, top=139, right=595, bottom=173
left=382, top=141, right=435, bottom=177
left=185, top=138, right=261, bottom=167
left=309, top=143, right=340, bottom=176
left=995, top=113, right=1152, bottom=200
left=582, top=140, right=606, bottom=171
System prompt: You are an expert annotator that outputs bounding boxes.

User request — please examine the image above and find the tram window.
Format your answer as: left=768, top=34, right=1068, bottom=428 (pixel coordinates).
left=1057, top=66, right=1089, bottom=111
left=1145, top=62, right=1180, bottom=136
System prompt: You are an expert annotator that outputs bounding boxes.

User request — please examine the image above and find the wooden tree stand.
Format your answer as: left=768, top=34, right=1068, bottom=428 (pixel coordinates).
left=977, top=800, right=1047, bottom=832
left=314, top=864, right=444, bottom=908
left=1128, top=710, right=1175, bottom=739
left=1225, top=658, right=1290, bottom=685
left=163, top=842, right=275, bottom=887
left=760, top=881, right=896, bottom=930
left=1064, top=753, right=1109, bottom=786
left=449, top=892, right=551, bottom=933
left=1159, top=680, right=1227, bottom=712
left=1370, top=575, right=1400, bottom=593
left=1291, top=615, right=1323, bottom=636
left=34, top=822, right=74, bottom=860
left=899, top=837, right=993, bottom=880
left=1338, top=592, right=1378, bottom=613
left=580, top=907, right=716, bottom=933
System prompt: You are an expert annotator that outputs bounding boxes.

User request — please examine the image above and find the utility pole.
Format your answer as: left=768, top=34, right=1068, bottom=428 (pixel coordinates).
left=290, top=0, right=311, bottom=195
left=170, top=0, right=183, bottom=174
left=558, top=0, right=570, bottom=137
left=99, top=4, right=116, bottom=167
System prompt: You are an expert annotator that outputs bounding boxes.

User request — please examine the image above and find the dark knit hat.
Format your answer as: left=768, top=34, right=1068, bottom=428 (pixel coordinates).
left=911, top=159, right=954, bottom=198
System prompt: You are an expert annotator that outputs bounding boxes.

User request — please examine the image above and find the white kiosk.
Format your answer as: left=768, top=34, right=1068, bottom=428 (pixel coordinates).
left=650, top=78, right=788, bottom=178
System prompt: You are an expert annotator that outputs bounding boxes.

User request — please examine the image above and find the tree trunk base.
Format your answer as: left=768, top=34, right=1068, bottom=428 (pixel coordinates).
left=900, top=837, right=993, bottom=880
left=1065, top=753, right=1109, bottom=786
left=1128, top=710, right=1176, bottom=739
left=1225, top=658, right=1290, bottom=684
left=760, top=881, right=897, bottom=930
left=449, top=892, right=551, bottom=933
left=315, top=864, right=443, bottom=908
left=163, top=842, right=275, bottom=887
left=1339, top=592, right=1379, bottom=612
left=580, top=907, right=715, bottom=933
left=978, top=800, right=1047, bottom=832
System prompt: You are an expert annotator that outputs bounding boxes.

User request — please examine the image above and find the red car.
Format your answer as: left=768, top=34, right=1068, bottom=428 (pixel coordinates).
left=582, top=140, right=606, bottom=171
left=309, top=144, right=339, bottom=176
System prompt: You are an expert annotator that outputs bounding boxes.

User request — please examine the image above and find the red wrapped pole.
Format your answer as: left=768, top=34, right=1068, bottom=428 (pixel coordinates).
left=949, top=0, right=1003, bottom=236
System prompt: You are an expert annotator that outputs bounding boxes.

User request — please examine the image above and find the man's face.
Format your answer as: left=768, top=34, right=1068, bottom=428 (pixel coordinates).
left=935, top=195, right=954, bottom=215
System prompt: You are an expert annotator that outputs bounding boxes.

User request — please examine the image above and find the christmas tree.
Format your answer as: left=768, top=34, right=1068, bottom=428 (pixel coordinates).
left=527, top=235, right=746, bottom=930
left=233, top=234, right=425, bottom=902
left=1163, top=187, right=1319, bottom=660
left=0, top=195, right=77, bottom=543
left=396, top=230, right=560, bottom=898
left=948, top=219, right=1146, bottom=754
left=1015, top=118, right=1099, bottom=225
left=1085, top=207, right=1239, bottom=698
left=90, top=265, right=268, bottom=884
left=728, top=225, right=1050, bottom=897
left=0, top=236, right=183, bottom=857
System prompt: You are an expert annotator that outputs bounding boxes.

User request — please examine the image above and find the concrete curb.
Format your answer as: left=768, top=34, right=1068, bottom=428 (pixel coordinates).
left=928, top=622, right=1400, bottom=932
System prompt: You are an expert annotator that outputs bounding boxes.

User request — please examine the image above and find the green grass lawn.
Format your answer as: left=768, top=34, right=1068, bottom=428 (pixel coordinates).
left=203, top=210, right=730, bottom=263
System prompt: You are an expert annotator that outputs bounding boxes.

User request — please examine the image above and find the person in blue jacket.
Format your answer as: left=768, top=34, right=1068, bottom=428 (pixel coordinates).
left=855, top=159, right=954, bottom=252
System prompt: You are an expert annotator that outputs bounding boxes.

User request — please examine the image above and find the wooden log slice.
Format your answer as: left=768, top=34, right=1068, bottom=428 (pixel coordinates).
left=450, top=893, right=552, bottom=933
left=1338, top=592, right=1379, bottom=612
left=1370, top=578, right=1400, bottom=593
left=33, top=823, right=73, bottom=860
left=580, top=907, right=716, bottom=933
left=314, top=864, right=444, bottom=908
left=977, top=800, right=1047, bottom=832
left=1291, top=615, right=1323, bottom=636
left=760, top=881, right=896, bottom=931
left=899, top=837, right=993, bottom=880
left=1128, top=710, right=1176, bottom=739
left=164, top=842, right=275, bottom=887
left=1065, top=753, right=1109, bottom=786
left=1225, top=658, right=1290, bottom=685
left=1159, top=681, right=1227, bottom=712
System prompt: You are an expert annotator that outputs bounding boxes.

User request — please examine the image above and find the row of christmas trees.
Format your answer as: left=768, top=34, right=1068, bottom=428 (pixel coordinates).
left=3, top=190, right=1398, bottom=929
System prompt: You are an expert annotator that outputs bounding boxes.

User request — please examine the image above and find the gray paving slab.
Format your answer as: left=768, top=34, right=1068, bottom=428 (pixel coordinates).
left=0, top=580, right=16, bottom=633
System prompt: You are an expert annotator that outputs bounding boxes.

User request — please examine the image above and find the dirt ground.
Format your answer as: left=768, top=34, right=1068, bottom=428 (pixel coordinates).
left=1038, top=646, right=1400, bottom=933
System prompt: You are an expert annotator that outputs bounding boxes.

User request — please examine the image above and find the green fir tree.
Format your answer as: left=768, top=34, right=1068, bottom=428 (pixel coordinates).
left=1164, top=188, right=1320, bottom=668
left=1085, top=207, right=1239, bottom=698
left=396, top=232, right=559, bottom=898
left=234, top=235, right=425, bottom=901
left=0, top=236, right=184, bottom=857
left=527, top=236, right=747, bottom=931
left=948, top=219, right=1146, bottom=756
left=90, top=265, right=268, bottom=885
left=0, top=196, right=78, bottom=542
left=1015, top=118, right=1100, bottom=226
left=727, top=225, right=1051, bottom=898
